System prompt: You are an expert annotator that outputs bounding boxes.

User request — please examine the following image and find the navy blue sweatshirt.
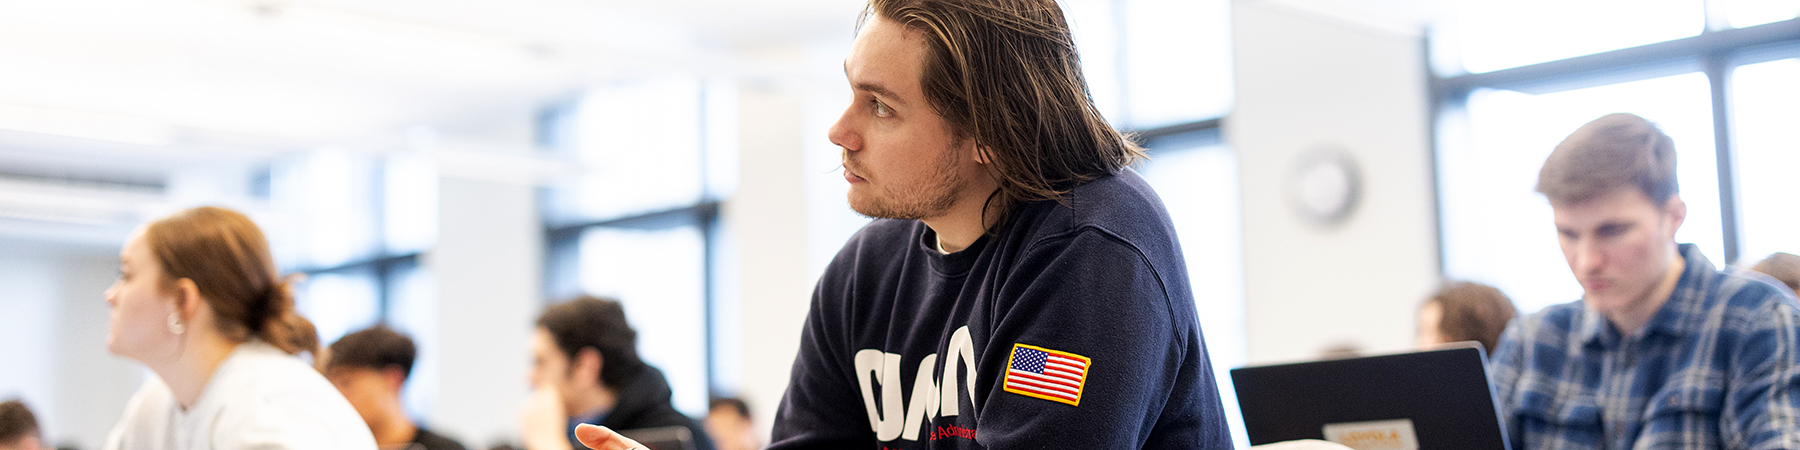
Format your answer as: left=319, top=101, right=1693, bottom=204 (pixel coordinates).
left=770, top=169, right=1233, bottom=449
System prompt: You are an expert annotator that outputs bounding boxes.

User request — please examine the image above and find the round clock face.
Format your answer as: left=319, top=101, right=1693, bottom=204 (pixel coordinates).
left=1290, top=146, right=1361, bottom=226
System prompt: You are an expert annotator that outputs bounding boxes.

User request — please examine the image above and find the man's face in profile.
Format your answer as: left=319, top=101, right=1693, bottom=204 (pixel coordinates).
left=0, top=435, right=42, bottom=450
left=703, top=405, right=758, bottom=450
left=528, top=327, right=582, bottom=416
left=1551, top=187, right=1685, bottom=318
left=323, top=365, right=401, bottom=429
left=828, top=15, right=984, bottom=221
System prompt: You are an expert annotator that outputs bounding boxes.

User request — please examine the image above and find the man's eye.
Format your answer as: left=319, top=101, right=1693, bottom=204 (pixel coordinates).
left=872, top=99, right=892, bottom=117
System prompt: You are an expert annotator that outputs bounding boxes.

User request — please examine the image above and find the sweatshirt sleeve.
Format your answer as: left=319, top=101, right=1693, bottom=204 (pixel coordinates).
left=767, top=276, right=881, bottom=449
left=973, top=229, right=1227, bottom=449
left=212, top=371, right=377, bottom=450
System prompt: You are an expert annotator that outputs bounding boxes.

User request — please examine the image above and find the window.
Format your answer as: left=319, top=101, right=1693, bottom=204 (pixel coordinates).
left=1721, top=0, right=1800, bottom=28
left=295, top=270, right=383, bottom=344
left=1434, top=14, right=1800, bottom=312
left=548, top=77, right=706, bottom=221
left=268, top=148, right=439, bottom=417
left=541, top=75, right=732, bottom=417
left=576, top=226, right=709, bottom=415
left=384, top=260, right=441, bottom=417
left=1067, top=0, right=1232, bottom=129
left=1436, top=0, right=1705, bottom=74
left=271, top=149, right=435, bottom=342
left=270, top=148, right=383, bottom=270
left=1731, top=56, right=1800, bottom=263
left=1120, top=0, right=1233, bottom=128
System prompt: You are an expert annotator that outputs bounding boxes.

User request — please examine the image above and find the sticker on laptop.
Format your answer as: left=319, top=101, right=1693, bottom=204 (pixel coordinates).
left=1322, top=418, right=1418, bottom=450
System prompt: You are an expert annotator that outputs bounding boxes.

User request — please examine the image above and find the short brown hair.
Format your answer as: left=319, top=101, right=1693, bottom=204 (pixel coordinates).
left=710, top=397, right=752, bottom=420
left=863, top=0, right=1145, bottom=225
left=326, top=325, right=418, bottom=377
left=1536, top=113, right=1678, bottom=205
left=537, top=296, right=644, bottom=389
left=1425, top=282, right=1518, bottom=353
left=1752, top=252, right=1800, bottom=295
left=0, top=399, right=39, bottom=445
left=144, top=206, right=317, bottom=355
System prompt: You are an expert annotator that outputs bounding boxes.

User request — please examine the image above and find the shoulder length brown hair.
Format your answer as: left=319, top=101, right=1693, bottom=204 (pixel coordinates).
left=864, top=0, right=1146, bottom=225
left=144, top=206, right=316, bottom=355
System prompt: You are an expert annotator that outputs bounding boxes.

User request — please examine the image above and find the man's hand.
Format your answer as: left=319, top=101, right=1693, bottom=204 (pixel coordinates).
left=574, top=424, right=649, bottom=450
left=520, top=385, right=573, bottom=450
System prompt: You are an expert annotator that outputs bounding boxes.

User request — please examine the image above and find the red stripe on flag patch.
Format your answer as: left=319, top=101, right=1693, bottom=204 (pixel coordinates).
left=1002, top=343, right=1091, bottom=406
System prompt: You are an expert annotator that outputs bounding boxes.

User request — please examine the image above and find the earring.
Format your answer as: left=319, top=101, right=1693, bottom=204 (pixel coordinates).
left=167, top=313, right=186, bottom=335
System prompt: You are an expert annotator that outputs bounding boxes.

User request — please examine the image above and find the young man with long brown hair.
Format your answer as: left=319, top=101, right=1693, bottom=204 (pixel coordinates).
left=573, top=0, right=1232, bottom=448
left=1489, top=113, right=1800, bottom=449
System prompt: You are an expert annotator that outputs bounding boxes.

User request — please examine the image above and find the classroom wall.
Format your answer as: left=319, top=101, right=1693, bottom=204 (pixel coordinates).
left=0, top=240, right=141, bottom=449
left=1229, top=0, right=1441, bottom=365
left=50, top=249, right=143, bottom=449
left=725, top=76, right=816, bottom=432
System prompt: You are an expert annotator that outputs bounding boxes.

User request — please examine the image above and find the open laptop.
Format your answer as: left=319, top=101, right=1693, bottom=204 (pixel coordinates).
left=1230, top=344, right=1510, bottom=450
left=617, top=426, right=697, bottom=450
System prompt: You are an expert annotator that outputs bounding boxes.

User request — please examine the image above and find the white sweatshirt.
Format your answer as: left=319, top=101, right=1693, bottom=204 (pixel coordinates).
left=103, top=341, right=377, bottom=450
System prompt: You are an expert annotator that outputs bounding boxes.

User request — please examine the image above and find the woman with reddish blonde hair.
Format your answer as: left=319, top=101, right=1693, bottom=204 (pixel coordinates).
left=102, top=206, right=375, bottom=450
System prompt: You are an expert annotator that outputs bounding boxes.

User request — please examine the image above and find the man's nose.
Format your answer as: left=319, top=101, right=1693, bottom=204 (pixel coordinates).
left=827, top=108, right=861, bottom=152
left=1574, top=239, right=1605, bottom=275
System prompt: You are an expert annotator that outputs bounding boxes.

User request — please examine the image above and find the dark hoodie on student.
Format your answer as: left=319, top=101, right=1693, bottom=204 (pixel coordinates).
left=565, top=365, right=714, bottom=450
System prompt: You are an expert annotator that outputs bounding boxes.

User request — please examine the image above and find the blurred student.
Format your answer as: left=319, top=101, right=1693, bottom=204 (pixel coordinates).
left=322, top=325, right=469, bottom=450
left=702, top=398, right=760, bottom=450
left=1489, top=114, right=1800, bottom=449
left=1750, top=252, right=1799, bottom=298
left=0, top=400, right=43, bottom=450
left=517, top=296, right=711, bottom=450
left=101, top=206, right=376, bottom=450
left=1414, top=281, right=1517, bottom=353
left=1315, top=340, right=1363, bottom=360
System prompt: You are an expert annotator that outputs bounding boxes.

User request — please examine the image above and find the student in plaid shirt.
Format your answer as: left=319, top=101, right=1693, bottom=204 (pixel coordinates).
left=1490, top=113, right=1800, bottom=450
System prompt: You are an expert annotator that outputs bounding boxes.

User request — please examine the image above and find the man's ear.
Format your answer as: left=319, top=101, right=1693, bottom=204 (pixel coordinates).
left=575, top=347, right=605, bottom=388
left=972, top=144, right=993, bottom=165
left=1663, top=195, right=1687, bottom=237
left=382, top=365, right=409, bottom=392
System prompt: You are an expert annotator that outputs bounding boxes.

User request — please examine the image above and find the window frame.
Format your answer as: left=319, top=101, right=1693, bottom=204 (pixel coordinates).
left=541, top=201, right=722, bottom=403
left=1431, top=18, right=1800, bottom=267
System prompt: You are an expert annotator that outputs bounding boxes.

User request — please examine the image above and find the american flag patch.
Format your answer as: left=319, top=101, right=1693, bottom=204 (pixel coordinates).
left=1003, top=343, right=1091, bottom=406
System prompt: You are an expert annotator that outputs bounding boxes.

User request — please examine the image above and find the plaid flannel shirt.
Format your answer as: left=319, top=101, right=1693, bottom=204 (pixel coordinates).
left=1492, top=244, right=1800, bottom=450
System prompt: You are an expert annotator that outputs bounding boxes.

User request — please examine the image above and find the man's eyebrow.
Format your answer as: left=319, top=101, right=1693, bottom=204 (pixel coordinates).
left=853, top=82, right=907, bottom=106
left=844, top=61, right=908, bottom=106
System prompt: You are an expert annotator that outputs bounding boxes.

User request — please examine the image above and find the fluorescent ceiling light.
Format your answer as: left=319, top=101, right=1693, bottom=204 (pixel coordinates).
left=0, top=103, right=175, bottom=146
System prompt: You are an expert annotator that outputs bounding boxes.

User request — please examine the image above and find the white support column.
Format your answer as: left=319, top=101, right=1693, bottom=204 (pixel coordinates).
left=429, top=176, right=541, bottom=445
left=727, top=79, right=817, bottom=433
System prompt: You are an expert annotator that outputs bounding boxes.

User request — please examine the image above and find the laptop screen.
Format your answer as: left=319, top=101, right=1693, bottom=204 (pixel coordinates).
left=617, top=426, right=697, bottom=450
left=1230, top=345, right=1510, bottom=450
